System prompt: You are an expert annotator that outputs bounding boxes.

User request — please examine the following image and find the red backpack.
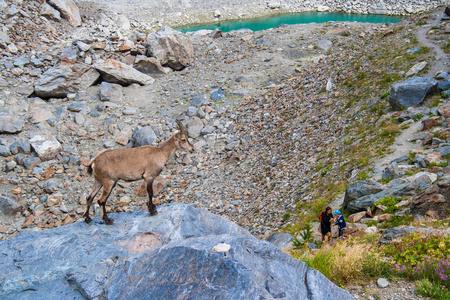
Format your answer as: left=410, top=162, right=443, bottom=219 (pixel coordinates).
left=319, top=211, right=324, bottom=222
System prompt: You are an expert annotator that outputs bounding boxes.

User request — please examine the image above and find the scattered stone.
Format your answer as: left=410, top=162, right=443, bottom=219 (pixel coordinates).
left=40, top=3, right=61, bottom=21
left=438, top=103, right=450, bottom=118
left=186, top=117, right=204, bottom=138
left=405, top=61, right=427, bottom=77
left=99, top=82, right=123, bottom=102
left=377, top=278, right=389, bottom=288
left=0, top=113, right=25, bottom=133
left=134, top=55, right=170, bottom=76
left=29, top=134, right=62, bottom=161
left=133, top=126, right=157, bottom=147
left=0, top=196, right=21, bottom=215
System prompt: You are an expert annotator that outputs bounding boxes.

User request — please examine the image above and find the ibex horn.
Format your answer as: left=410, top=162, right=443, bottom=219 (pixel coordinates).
left=176, top=120, right=185, bottom=134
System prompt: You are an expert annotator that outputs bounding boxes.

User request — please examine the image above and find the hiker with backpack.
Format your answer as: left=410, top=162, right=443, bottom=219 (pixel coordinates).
left=319, top=206, right=334, bottom=242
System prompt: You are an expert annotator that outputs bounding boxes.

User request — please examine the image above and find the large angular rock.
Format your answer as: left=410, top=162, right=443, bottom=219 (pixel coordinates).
left=343, top=180, right=387, bottom=211
left=34, top=62, right=100, bottom=98
left=379, top=226, right=435, bottom=245
left=145, top=26, right=194, bottom=70
left=0, top=203, right=352, bottom=299
left=93, top=59, right=155, bottom=85
left=48, top=0, right=81, bottom=26
left=40, top=3, right=61, bottom=21
left=29, top=134, right=62, bottom=161
left=347, top=191, right=390, bottom=213
left=133, top=55, right=170, bottom=76
left=0, top=112, right=24, bottom=133
left=410, top=179, right=450, bottom=219
left=389, top=77, right=438, bottom=111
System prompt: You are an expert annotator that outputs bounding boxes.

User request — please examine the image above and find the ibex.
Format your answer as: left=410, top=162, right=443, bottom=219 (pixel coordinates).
left=84, top=120, right=194, bottom=225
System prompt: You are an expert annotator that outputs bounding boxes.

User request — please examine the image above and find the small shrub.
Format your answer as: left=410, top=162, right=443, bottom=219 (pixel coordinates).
left=380, top=215, right=413, bottom=229
left=372, top=196, right=401, bottom=214
left=380, top=90, right=390, bottom=98
left=282, top=213, right=291, bottom=221
left=381, top=124, right=400, bottom=137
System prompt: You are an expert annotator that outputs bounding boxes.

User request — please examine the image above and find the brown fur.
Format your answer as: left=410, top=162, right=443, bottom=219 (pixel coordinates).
left=84, top=122, right=193, bottom=225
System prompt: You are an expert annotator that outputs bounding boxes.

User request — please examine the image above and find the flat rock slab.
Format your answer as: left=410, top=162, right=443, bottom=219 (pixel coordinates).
left=93, top=59, right=155, bottom=86
left=0, top=203, right=352, bottom=299
left=48, top=0, right=81, bottom=26
left=389, top=77, right=438, bottom=111
left=34, top=61, right=100, bottom=98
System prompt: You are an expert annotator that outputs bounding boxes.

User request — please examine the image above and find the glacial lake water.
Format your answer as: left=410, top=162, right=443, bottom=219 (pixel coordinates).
left=177, top=12, right=404, bottom=33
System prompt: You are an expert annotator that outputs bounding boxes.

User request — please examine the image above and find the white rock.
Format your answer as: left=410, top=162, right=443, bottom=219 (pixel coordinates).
left=405, top=61, right=427, bottom=77
left=267, top=1, right=281, bottom=9
left=364, top=226, right=378, bottom=234
left=377, top=278, right=389, bottom=288
left=6, top=43, right=18, bottom=54
left=317, top=5, right=329, bottom=12
left=213, top=9, right=221, bottom=18
left=117, top=15, right=131, bottom=31
left=29, top=134, right=62, bottom=161
left=212, top=242, right=231, bottom=252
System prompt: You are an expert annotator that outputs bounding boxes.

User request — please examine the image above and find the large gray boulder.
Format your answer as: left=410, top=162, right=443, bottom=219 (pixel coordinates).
left=343, top=179, right=387, bottom=212
left=0, top=112, right=25, bottom=133
left=0, top=203, right=352, bottom=299
left=145, top=26, right=194, bottom=70
left=389, top=77, right=438, bottom=111
left=34, top=62, right=100, bottom=98
left=93, top=59, right=155, bottom=85
left=133, top=55, right=170, bottom=76
left=99, top=82, right=123, bottom=102
left=48, top=0, right=81, bottom=26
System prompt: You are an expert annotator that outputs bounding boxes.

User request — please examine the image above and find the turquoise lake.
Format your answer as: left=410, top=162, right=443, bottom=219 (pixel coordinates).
left=177, top=12, right=404, bottom=33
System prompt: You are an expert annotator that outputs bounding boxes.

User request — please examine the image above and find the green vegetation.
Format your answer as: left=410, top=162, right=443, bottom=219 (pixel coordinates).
left=372, top=196, right=402, bottom=214
left=386, top=234, right=450, bottom=299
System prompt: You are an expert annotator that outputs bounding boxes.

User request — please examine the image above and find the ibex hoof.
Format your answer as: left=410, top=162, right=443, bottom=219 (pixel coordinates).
left=149, top=210, right=158, bottom=216
left=84, top=217, right=92, bottom=224
left=104, top=218, right=114, bottom=225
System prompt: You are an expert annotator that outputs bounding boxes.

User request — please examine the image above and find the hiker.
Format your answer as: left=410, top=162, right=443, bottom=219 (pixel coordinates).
left=319, top=206, right=334, bottom=242
left=334, top=210, right=346, bottom=238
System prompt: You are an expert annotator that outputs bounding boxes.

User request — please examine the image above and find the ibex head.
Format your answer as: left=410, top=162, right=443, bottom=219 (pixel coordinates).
left=176, top=120, right=194, bottom=153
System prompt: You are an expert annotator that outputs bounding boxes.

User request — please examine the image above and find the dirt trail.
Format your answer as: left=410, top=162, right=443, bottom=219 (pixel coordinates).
left=415, top=8, right=450, bottom=76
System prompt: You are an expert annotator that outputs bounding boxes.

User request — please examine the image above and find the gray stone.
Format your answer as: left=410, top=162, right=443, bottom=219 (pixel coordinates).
left=30, top=134, right=62, bottom=161
left=43, top=180, right=58, bottom=193
left=379, top=226, right=435, bottom=245
left=134, top=55, right=170, bottom=76
left=347, top=191, right=389, bottom=213
left=0, top=28, right=9, bottom=46
left=191, top=95, right=209, bottom=107
left=10, top=139, right=31, bottom=154
left=438, top=81, right=450, bottom=91
left=0, top=203, right=352, bottom=299
left=201, top=125, right=215, bottom=135
left=4, top=4, right=19, bottom=18
left=343, top=180, right=387, bottom=211
left=31, top=107, right=54, bottom=123
left=406, top=47, right=421, bottom=54
left=0, top=113, right=25, bottom=133
left=186, top=117, right=204, bottom=138
left=266, top=232, right=293, bottom=249
left=390, top=182, right=416, bottom=197
left=377, top=278, right=389, bottom=288
left=186, top=106, right=198, bottom=117
left=40, top=3, right=61, bottom=21
left=210, top=89, right=225, bottom=101
left=5, top=161, right=16, bottom=172
left=48, top=0, right=81, bottom=26
left=123, top=107, right=138, bottom=115
left=389, top=77, right=438, bottom=111
left=99, top=82, right=123, bottom=102
left=74, top=113, right=85, bottom=125
left=93, top=59, right=154, bottom=85
left=34, top=62, right=100, bottom=98
left=15, top=83, right=34, bottom=96
left=76, top=40, right=91, bottom=52
left=405, top=61, right=427, bottom=77
left=59, top=45, right=78, bottom=61
left=13, top=57, right=30, bottom=67
left=0, top=196, right=21, bottom=215
left=381, top=163, right=399, bottom=180
left=67, top=101, right=84, bottom=112
left=317, top=39, right=333, bottom=51
left=22, top=157, right=41, bottom=169
left=0, top=145, right=11, bottom=156
left=145, top=26, right=194, bottom=70
left=434, top=145, right=450, bottom=157
left=133, top=126, right=157, bottom=147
